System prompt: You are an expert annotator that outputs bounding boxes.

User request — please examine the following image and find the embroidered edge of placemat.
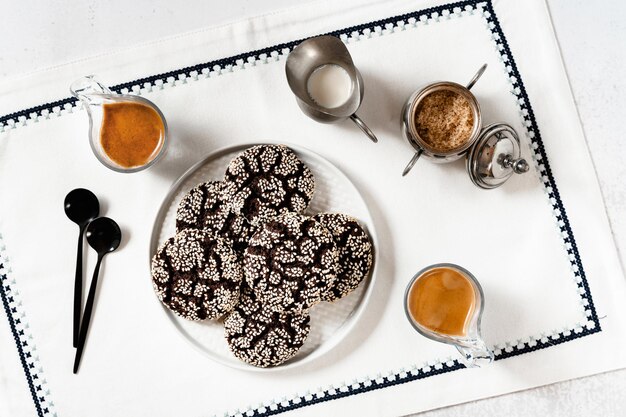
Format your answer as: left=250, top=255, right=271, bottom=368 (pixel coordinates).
left=1, top=236, right=57, bottom=417
left=0, top=1, right=600, bottom=416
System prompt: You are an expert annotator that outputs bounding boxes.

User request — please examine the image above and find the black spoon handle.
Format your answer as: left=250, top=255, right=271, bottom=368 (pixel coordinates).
left=73, top=254, right=103, bottom=374
left=73, top=226, right=85, bottom=348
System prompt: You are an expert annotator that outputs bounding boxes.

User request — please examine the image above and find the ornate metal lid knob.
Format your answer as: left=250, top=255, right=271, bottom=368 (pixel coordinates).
left=466, top=123, right=529, bottom=189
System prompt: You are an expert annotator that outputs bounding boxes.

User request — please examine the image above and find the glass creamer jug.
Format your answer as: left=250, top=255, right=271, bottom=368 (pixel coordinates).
left=404, top=263, right=493, bottom=367
left=70, top=76, right=168, bottom=173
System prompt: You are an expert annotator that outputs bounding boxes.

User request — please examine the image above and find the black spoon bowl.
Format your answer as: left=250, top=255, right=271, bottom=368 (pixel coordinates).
left=64, top=188, right=99, bottom=347
left=73, top=217, right=121, bottom=374
left=86, top=217, right=122, bottom=254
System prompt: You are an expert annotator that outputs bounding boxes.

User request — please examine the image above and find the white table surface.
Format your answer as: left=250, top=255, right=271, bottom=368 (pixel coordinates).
left=1, top=0, right=625, bottom=415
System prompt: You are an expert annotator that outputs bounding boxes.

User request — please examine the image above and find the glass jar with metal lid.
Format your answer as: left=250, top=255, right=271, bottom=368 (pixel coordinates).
left=401, top=64, right=529, bottom=189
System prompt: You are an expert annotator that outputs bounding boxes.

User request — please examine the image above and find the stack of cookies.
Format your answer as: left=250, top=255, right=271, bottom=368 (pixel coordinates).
left=151, top=144, right=373, bottom=367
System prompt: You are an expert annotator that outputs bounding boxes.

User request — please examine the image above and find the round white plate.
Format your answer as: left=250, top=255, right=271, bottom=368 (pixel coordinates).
left=150, top=143, right=378, bottom=371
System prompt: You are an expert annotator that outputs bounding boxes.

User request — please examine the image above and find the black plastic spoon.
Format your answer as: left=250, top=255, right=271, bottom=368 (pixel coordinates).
left=64, top=188, right=99, bottom=348
left=73, top=217, right=121, bottom=374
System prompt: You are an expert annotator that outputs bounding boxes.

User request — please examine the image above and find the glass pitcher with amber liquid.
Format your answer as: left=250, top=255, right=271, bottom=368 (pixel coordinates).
left=70, top=75, right=168, bottom=173
left=405, top=263, right=494, bottom=367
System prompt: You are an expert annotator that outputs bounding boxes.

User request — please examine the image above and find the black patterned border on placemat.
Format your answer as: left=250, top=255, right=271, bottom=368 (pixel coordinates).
left=0, top=266, right=56, bottom=417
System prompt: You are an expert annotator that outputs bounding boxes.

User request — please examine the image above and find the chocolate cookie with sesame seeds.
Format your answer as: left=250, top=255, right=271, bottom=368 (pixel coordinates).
left=175, top=180, right=256, bottom=256
left=313, top=213, right=373, bottom=302
left=224, top=285, right=310, bottom=367
left=151, top=229, right=243, bottom=321
left=244, top=212, right=339, bottom=312
left=222, top=144, right=315, bottom=226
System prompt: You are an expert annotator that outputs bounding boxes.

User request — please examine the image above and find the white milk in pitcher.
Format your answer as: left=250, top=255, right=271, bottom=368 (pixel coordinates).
left=306, top=64, right=353, bottom=109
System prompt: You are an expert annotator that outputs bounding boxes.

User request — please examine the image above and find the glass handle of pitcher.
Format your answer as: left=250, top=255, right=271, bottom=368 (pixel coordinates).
left=455, top=338, right=494, bottom=368
left=70, top=75, right=114, bottom=104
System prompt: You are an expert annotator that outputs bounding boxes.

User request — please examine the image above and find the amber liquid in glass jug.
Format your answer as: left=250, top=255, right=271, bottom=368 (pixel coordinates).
left=70, top=75, right=168, bottom=173
left=405, top=263, right=493, bottom=367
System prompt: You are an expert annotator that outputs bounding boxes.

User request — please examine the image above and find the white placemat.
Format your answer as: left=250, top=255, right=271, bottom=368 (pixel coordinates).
left=1, top=0, right=625, bottom=416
